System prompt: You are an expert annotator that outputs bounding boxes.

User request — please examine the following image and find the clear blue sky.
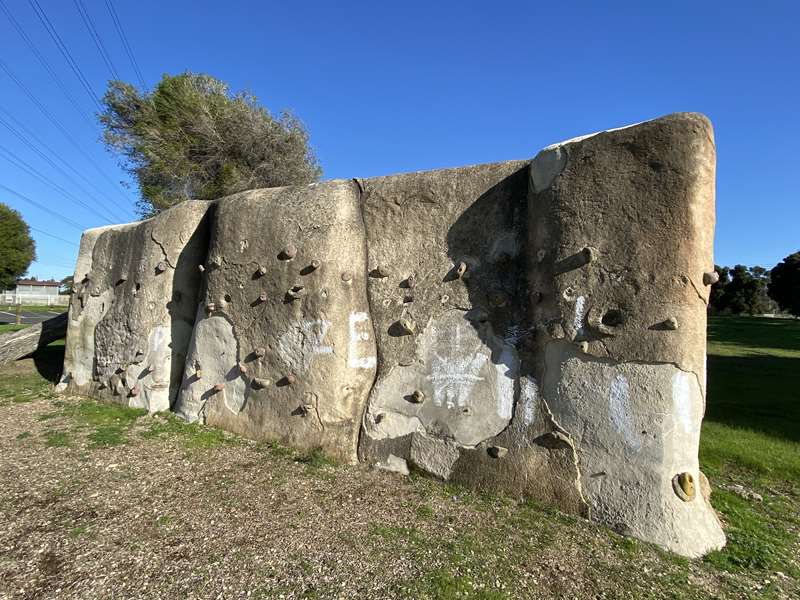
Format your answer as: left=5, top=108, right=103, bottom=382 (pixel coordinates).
left=1, top=0, right=797, bottom=282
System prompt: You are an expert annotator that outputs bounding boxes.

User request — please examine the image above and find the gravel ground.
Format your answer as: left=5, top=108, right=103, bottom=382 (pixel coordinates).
left=0, top=357, right=796, bottom=600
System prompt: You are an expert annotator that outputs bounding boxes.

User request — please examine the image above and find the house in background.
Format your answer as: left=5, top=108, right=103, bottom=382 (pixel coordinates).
left=3, top=279, right=69, bottom=306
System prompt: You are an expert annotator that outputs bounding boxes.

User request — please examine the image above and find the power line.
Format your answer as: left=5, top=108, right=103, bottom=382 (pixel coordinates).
left=0, top=109, right=130, bottom=222
left=73, top=0, right=120, bottom=81
left=27, top=0, right=102, bottom=112
left=103, top=0, right=145, bottom=89
left=29, top=227, right=79, bottom=247
left=0, top=58, right=136, bottom=216
left=0, top=0, right=94, bottom=127
left=0, top=183, right=86, bottom=231
left=0, top=143, right=117, bottom=224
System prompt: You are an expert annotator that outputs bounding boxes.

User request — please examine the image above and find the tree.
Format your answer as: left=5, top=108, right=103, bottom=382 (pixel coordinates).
left=0, top=203, right=36, bottom=291
left=60, top=275, right=74, bottom=295
left=99, top=72, right=322, bottom=215
left=768, top=251, right=800, bottom=316
left=708, top=264, right=776, bottom=315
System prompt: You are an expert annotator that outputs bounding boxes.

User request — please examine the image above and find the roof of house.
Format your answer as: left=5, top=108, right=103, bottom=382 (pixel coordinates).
left=15, top=279, right=61, bottom=286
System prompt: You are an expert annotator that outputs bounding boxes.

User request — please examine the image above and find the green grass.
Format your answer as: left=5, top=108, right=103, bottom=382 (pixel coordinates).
left=0, top=323, right=29, bottom=334
left=701, top=316, right=800, bottom=576
left=0, top=304, right=67, bottom=314
left=0, top=370, right=55, bottom=405
left=44, top=430, right=71, bottom=447
left=62, top=399, right=147, bottom=448
left=140, top=411, right=236, bottom=449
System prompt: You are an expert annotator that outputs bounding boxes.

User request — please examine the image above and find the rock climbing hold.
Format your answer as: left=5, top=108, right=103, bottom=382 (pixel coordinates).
left=397, top=317, right=416, bottom=335
left=309, top=259, right=321, bottom=271
left=256, top=265, right=268, bottom=277
left=409, top=390, right=425, bottom=404
left=488, top=291, right=508, bottom=308
left=155, top=261, right=167, bottom=273
left=703, top=271, right=720, bottom=286
left=341, top=271, right=353, bottom=283
left=254, top=347, right=266, bottom=358
left=662, top=316, right=679, bottom=330
left=280, top=244, right=297, bottom=260
left=553, top=246, right=598, bottom=274
left=212, top=383, right=225, bottom=394
left=252, top=377, right=271, bottom=389
left=287, top=285, right=305, bottom=300
left=467, top=308, right=489, bottom=323
left=672, top=472, right=696, bottom=502
left=370, top=265, right=391, bottom=278
left=488, top=446, right=508, bottom=459
left=258, top=292, right=268, bottom=303
left=455, top=261, right=468, bottom=279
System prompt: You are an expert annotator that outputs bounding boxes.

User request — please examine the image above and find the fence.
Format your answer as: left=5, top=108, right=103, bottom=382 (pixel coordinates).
left=2, top=293, right=70, bottom=306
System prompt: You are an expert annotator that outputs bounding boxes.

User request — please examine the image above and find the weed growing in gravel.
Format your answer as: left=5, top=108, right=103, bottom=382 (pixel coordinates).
left=44, top=430, right=70, bottom=447
left=61, top=399, right=146, bottom=448
left=141, top=412, right=236, bottom=449
left=294, top=448, right=335, bottom=469
left=0, top=372, right=53, bottom=405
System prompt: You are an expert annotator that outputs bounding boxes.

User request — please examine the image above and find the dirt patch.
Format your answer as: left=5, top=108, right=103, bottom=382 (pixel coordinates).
left=0, top=358, right=797, bottom=599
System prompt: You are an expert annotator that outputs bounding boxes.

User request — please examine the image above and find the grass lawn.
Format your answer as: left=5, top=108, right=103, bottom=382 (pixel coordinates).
left=0, top=304, right=68, bottom=314
left=0, top=317, right=797, bottom=599
left=0, top=323, right=29, bottom=334
left=700, top=317, right=800, bottom=577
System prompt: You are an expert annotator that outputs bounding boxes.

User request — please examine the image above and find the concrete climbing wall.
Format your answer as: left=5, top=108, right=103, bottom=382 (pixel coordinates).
left=172, top=181, right=376, bottom=464
left=59, top=201, right=210, bottom=412
left=60, top=112, right=725, bottom=557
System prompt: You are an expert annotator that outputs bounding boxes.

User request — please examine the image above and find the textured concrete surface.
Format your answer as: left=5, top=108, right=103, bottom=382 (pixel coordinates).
left=60, top=112, right=724, bottom=556
left=58, top=202, right=210, bottom=413
left=173, top=181, right=376, bottom=463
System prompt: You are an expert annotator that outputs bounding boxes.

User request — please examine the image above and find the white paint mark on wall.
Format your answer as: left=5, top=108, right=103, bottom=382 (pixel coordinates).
left=573, top=295, right=586, bottom=331
left=672, top=370, right=695, bottom=434
left=278, top=319, right=333, bottom=373
left=494, top=343, right=517, bottom=419
left=348, top=311, right=376, bottom=369
left=609, top=373, right=641, bottom=450
left=521, top=378, right=539, bottom=426
left=427, top=322, right=487, bottom=409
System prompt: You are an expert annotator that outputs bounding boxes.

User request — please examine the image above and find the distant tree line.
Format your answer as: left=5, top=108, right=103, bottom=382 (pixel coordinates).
left=709, top=252, right=800, bottom=317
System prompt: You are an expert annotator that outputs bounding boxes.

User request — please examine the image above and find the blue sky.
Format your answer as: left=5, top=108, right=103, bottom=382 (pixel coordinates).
left=1, top=0, right=797, bottom=282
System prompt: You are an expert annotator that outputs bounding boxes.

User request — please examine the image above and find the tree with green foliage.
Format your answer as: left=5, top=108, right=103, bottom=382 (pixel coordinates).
left=60, top=275, right=74, bottom=295
left=708, top=264, right=777, bottom=315
left=99, top=72, right=322, bottom=216
left=0, top=203, right=36, bottom=291
left=768, top=251, right=800, bottom=316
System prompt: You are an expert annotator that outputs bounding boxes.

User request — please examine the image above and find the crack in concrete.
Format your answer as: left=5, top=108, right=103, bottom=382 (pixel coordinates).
left=686, top=275, right=708, bottom=305
left=150, top=229, right=175, bottom=268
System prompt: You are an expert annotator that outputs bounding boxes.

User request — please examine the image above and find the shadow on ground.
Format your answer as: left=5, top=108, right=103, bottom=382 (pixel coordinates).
left=31, top=344, right=64, bottom=384
left=705, top=317, right=800, bottom=443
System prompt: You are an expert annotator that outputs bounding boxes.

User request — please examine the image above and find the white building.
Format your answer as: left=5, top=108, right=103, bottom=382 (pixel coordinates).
left=3, top=279, right=69, bottom=306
